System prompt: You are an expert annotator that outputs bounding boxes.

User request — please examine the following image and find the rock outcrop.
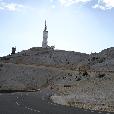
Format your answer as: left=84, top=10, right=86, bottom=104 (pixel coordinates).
left=0, top=47, right=114, bottom=112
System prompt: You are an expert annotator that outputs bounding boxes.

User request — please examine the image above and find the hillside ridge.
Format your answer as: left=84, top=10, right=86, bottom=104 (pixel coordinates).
left=0, top=47, right=114, bottom=112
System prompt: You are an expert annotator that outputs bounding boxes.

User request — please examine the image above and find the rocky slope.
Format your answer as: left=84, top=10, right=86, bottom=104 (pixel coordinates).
left=0, top=47, right=114, bottom=112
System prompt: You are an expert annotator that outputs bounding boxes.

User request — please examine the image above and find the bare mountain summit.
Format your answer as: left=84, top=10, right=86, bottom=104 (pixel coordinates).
left=0, top=47, right=114, bottom=112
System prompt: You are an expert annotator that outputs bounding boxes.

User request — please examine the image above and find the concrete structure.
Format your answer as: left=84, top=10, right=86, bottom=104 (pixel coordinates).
left=42, top=20, right=48, bottom=48
left=11, top=47, right=16, bottom=54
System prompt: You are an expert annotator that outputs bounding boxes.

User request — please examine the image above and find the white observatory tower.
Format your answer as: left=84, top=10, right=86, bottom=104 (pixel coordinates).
left=42, top=20, right=48, bottom=48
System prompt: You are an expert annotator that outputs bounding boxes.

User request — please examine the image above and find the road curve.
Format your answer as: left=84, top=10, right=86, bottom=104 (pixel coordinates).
left=0, top=92, right=113, bottom=114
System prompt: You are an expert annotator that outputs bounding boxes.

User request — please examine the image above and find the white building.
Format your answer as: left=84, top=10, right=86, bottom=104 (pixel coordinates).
left=42, top=20, right=48, bottom=48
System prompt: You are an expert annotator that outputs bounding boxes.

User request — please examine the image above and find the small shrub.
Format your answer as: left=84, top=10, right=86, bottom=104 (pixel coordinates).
left=75, top=76, right=77, bottom=79
left=76, top=78, right=81, bottom=81
left=98, top=73, right=105, bottom=78
left=64, top=85, right=71, bottom=87
left=68, top=73, right=72, bottom=76
left=82, top=71, right=88, bottom=76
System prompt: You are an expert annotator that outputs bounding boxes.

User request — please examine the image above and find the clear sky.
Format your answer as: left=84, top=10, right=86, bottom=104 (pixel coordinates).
left=0, top=0, right=114, bottom=56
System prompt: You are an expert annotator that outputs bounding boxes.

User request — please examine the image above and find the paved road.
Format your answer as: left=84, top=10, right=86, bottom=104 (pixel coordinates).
left=0, top=92, right=113, bottom=114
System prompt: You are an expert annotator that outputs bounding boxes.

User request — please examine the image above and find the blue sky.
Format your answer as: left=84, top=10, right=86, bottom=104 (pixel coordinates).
left=0, top=0, right=114, bottom=56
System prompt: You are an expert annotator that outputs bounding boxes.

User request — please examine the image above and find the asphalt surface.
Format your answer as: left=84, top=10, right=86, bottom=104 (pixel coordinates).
left=0, top=91, right=113, bottom=114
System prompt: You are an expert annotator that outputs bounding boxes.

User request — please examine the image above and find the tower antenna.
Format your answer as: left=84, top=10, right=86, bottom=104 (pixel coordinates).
left=44, top=20, right=47, bottom=31
left=42, top=20, right=48, bottom=48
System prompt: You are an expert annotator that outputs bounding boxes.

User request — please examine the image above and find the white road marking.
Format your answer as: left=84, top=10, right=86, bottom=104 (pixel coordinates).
left=15, top=95, right=41, bottom=113
left=91, top=110, right=94, bottom=112
left=25, top=106, right=28, bottom=109
left=33, top=109, right=40, bottom=113
left=98, top=112, right=102, bottom=113
left=24, top=106, right=40, bottom=113
left=16, top=102, right=20, bottom=106
left=30, top=108, right=33, bottom=111
left=27, top=107, right=31, bottom=110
